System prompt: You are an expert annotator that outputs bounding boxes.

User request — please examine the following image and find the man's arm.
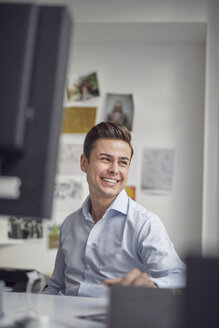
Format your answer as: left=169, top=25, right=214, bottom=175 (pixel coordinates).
left=104, top=214, right=186, bottom=289
left=103, top=268, right=156, bottom=287
left=43, top=227, right=66, bottom=295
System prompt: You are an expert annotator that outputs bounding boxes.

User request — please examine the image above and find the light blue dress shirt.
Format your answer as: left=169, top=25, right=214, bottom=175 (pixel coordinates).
left=44, top=190, right=186, bottom=298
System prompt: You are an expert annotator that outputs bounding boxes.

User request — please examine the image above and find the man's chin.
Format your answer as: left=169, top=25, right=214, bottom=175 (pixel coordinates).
left=100, top=189, right=121, bottom=199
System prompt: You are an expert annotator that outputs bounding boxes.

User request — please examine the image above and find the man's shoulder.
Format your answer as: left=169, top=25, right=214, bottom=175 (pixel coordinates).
left=127, top=197, right=160, bottom=223
left=61, top=208, right=82, bottom=228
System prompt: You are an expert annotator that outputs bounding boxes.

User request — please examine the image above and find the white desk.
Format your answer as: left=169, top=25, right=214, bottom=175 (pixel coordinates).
left=0, top=292, right=109, bottom=328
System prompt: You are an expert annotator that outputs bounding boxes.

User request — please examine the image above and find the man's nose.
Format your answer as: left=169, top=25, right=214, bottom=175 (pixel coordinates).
left=109, top=161, right=119, bottom=174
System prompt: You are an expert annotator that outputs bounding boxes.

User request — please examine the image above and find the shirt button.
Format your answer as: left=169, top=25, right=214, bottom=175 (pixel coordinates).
left=85, top=264, right=90, bottom=270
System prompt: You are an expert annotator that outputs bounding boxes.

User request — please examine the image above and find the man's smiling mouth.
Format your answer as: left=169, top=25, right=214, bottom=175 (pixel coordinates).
left=101, top=177, right=119, bottom=184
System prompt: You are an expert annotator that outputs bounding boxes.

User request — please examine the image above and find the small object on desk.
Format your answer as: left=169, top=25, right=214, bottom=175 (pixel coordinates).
left=0, top=268, right=48, bottom=293
left=77, top=313, right=108, bottom=323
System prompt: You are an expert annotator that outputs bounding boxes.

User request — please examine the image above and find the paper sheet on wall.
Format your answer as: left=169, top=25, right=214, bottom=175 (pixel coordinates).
left=141, top=148, right=175, bottom=194
left=61, top=106, right=96, bottom=133
left=53, top=175, right=85, bottom=212
left=57, top=142, right=83, bottom=175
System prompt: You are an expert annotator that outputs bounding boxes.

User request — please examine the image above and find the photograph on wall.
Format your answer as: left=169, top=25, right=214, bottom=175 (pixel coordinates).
left=57, top=142, right=83, bottom=175
left=47, top=223, right=60, bottom=249
left=104, top=93, right=134, bottom=131
left=66, top=72, right=100, bottom=103
left=61, top=106, right=96, bottom=133
left=141, top=148, right=175, bottom=194
left=53, top=175, right=84, bottom=212
left=7, top=216, right=43, bottom=240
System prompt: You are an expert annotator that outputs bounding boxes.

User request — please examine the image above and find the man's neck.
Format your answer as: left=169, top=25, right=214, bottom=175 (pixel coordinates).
left=89, top=195, right=117, bottom=223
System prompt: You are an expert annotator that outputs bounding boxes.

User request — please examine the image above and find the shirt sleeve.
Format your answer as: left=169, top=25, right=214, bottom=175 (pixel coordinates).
left=43, top=224, right=66, bottom=295
left=138, top=214, right=186, bottom=288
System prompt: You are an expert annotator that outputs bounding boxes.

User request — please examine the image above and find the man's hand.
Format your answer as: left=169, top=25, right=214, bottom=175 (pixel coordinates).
left=103, top=268, right=156, bottom=287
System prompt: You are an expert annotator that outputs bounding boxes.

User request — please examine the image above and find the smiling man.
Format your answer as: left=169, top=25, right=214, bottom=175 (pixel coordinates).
left=44, top=122, right=186, bottom=297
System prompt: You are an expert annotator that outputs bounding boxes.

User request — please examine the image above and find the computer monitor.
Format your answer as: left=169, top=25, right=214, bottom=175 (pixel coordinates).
left=0, top=2, right=72, bottom=218
left=185, top=256, right=219, bottom=328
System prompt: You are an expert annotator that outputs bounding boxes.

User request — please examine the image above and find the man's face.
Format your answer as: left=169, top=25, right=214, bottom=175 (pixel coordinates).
left=80, top=138, right=131, bottom=203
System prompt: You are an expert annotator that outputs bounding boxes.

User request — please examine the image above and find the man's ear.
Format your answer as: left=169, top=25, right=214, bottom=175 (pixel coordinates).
left=80, top=153, right=88, bottom=173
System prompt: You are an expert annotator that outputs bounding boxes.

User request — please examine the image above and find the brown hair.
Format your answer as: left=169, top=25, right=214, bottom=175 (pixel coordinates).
left=83, top=122, right=133, bottom=160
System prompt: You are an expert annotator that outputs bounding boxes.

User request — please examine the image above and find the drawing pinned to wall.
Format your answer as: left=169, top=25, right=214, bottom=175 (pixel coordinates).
left=61, top=106, right=96, bottom=133
left=57, top=142, right=83, bottom=175
left=104, top=93, right=134, bottom=131
left=66, top=72, right=100, bottom=103
left=47, top=223, right=60, bottom=249
left=53, top=176, right=84, bottom=212
left=141, top=148, right=175, bottom=194
left=7, top=216, right=43, bottom=240
left=125, top=186, right=136, bottom=200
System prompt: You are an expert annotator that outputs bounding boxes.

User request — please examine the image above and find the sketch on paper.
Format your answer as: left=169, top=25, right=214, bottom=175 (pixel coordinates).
left=57, top=143, right=83, bottom=175
left=53, top=176, right=83, bottom=211
left=141, top=148, right=175, bottom=194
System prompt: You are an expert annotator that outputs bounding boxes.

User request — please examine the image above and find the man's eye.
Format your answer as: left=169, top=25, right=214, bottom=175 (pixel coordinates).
left=101, top=157, right=110, bottom=162
left=120, top=161, right=128, bottom=166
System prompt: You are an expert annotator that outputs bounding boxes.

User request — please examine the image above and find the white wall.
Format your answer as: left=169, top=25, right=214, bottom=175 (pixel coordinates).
left=0, top=37, right=205, bottom=273
left=202, top=0, right=219, bottom=255
left=1, top=0, right=218, bottom=274
left=70, top=38, right=205, bottom=255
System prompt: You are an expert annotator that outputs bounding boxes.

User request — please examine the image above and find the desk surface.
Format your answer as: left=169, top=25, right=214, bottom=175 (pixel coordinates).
left=1, top=292, right=109, bottom=328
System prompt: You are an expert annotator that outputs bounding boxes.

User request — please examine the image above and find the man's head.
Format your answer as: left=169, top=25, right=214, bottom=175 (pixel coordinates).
left=81, top=122, right=133, bottom=205
left=83, top=121, right=133, bottom=162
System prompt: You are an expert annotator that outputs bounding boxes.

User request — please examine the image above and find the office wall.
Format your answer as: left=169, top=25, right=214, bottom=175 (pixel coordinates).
left=2, top=0, right=218, bottom=274
left=202, top=0, right=219, bottom=255
left=70, top=40, right=205, bottom=257
left=0, top=35, right=205, bottom=273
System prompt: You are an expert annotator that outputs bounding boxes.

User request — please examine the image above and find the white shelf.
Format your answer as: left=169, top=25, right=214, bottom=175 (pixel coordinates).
left=0, top=240, right=23, bottom=246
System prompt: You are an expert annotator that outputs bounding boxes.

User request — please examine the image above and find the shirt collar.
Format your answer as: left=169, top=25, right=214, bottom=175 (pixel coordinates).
left=81, top=196, right=92, bottom=221
left=81, top=189, right=129, bottom=220
left=108, top=189, right=129, bottom=215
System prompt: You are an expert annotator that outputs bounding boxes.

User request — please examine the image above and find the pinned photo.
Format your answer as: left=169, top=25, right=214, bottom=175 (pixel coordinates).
left=104, top=93, right=134, bottom=131
left=66, top=72, right=100, bottom=103
left=7, top=216, right=43, bottom=240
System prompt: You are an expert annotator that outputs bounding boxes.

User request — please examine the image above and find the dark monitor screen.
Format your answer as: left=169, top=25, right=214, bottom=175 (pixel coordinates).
left=0, top=3, right=72, bottom=218
left=185, top=256, right=219, bottom=328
